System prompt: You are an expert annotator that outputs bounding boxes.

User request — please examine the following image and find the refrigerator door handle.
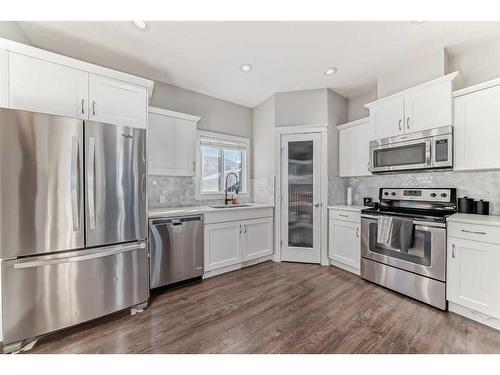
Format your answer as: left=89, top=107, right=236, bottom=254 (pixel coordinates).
left=13, top=242, right=146, bottom=269
left=71, top=136, right=81, bottom=231
left=88, top=136, right=96, bottom=230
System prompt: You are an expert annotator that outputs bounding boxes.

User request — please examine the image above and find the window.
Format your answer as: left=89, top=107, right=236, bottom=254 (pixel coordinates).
left=196, top=131, right=250, bottom=199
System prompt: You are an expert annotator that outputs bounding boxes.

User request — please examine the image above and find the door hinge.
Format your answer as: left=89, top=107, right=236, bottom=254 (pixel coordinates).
left=280, top=240, right=283, bottom=248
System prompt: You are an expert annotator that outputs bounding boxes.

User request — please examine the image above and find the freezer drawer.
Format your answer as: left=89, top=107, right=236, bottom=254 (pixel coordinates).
left=1, top=242, right=149, bottom=345
left=149, top=216, right=204, bottom=288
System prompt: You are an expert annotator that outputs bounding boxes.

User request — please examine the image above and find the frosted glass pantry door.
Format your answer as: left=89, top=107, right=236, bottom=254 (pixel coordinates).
left=281, top=133, right=322, bottom=263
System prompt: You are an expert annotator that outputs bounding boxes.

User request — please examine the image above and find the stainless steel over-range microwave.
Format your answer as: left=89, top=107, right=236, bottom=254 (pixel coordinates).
left=368, top=126, right=453, bottom=173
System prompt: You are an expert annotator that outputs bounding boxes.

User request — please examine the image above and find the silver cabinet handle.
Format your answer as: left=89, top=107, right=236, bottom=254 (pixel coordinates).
left=81, top=98, right=85, bottom=114
left=461, top=229, right=486, bottom=235
left=356, top=227, right=359, bottom=238
left=70, top=136, right=81, bottom=231
left=398, top=119, right=402, bottom=131
left=244, top=224, right=247, bottom=234
left=406, top=116, right=410, bottom=129
left=192, top=161, right=196, bottom=174
left=339, top=213, right=349, bottom=218
left=239, top=225, right=242, bottom=234
left=92, top=101, right=96, bottom=116
left=452, top=243, right=455, bottom=258
left=88, top=137, right=96, bottom=230
left=13, top=243, right=144, bottom=269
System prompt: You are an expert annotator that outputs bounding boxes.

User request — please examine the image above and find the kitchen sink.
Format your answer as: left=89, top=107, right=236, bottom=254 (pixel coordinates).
left=209, top=204, right=250, bottom=209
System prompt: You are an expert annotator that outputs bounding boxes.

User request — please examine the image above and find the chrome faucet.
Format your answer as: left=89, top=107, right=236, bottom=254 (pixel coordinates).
left=225, top=172, right=239, bottom=205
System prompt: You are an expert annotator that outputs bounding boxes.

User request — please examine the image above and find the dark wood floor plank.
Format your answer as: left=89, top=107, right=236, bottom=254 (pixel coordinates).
left=27, top=261, right=500, bottom=354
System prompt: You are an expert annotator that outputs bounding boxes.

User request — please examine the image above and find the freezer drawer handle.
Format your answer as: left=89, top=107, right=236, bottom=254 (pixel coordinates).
left=13, top=243, right=145, bottom=269
left=88, top=136, right=96, bottom=230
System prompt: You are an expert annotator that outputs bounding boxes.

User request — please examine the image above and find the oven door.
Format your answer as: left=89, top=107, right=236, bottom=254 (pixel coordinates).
left=360, top=215, right=446, bottom=281
left=369, top=138, right=431, bottom=173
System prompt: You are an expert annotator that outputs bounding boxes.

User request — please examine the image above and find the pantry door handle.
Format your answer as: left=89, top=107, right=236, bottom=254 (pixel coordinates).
left=313, top=203, right=320, bottom=208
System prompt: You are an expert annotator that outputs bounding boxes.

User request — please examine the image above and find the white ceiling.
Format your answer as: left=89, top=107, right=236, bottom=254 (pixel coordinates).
left=16, top=21, right=500, bottom=107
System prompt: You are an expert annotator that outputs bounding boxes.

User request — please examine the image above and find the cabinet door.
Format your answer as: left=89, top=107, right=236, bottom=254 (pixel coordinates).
left=339, top=121, right=374, bottom=177
left=242, top=217, right=273, bottom=261
left=329, top=219, right=360, bottom=270
left=454, top=85, right=500, bottom=171
left=8, top=52, right=88, bottom=119
left=89, top=74, right=147, bottom=129
left=0, top=50, right=8, bottom=107
left=371, top=96, right=404, bottom=139
left=447, top=238, right=500, bottom=317
left=148, top=112, right=196, bottom=176
left=404, top=82, right=452, bottom=133
left=204, top=221, right=243, bottom=271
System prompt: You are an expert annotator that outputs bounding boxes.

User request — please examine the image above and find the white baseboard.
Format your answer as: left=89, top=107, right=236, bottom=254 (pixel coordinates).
left=329, top=259, right=360, bottom=276
left=449, top=302, right=500, bottom=331
left=203, top=255, right=273, bottom=279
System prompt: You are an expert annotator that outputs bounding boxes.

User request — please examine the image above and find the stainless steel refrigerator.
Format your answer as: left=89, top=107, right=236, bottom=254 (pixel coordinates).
left=0, top=108, right=148, bottom=350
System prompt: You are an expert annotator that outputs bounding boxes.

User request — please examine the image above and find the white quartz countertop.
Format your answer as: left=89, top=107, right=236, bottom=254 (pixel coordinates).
left=149, top=203, right=274, bottom=218
left=447, top=213, right=500, bottom=227
left=328, top=205, right=366, bottom=212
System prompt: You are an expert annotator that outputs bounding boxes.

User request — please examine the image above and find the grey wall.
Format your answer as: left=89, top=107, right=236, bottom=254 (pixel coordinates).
left=348, top=170, right=500, bottom=215
left=151, top=81, right=253, bottom=138
left=274, top=89, right=328, bottom=126
left=0, top=22, right=31, bottom=44
left=252, top=95, right=275, bottom=179
left=327, top=89, right=347, bottom=177
left=347, top=88, right=377, bottom=122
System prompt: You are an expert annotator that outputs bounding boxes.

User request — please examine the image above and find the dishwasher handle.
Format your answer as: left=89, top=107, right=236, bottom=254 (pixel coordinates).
left=151, top=216, right=202, bottom=226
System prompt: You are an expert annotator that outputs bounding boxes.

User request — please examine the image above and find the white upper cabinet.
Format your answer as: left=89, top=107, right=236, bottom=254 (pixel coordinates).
left=339, top=117, right=374, bottom=177
left=0, top=50, right=8, bottom=108
left=370, top=96, right=404, bottom=139
left=366, top=72, right=458, bottom=139
left=0, top=38, right=153, bottom=127
left=8, top=52, right=89, bottom=119
left=453, top=81, right=500, bottom=171
left=89, top=74, right=147, bottom=128
left=148, top=107, right=200, bottom=176
left=404, top=82, right=452, bottom=133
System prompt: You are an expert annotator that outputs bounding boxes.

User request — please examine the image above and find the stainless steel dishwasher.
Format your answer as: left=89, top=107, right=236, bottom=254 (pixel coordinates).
left=149, top=215, right=204, bottom=288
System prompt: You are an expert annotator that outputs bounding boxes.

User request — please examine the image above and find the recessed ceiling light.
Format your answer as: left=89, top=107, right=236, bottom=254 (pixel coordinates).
left=324, top=67, right=338, bottom=76
left=240, top=63, right=252, bottom=73
left=132, top=21, right=150, bottom=31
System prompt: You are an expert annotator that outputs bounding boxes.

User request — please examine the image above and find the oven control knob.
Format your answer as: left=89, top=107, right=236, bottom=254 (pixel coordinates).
left=441, top=193, right=447, bottom=198
left=391, top=192, right=396, bottom=196
left=384, top=192, right=389, bottom=196
left=430, top=193, right=437, bottom=197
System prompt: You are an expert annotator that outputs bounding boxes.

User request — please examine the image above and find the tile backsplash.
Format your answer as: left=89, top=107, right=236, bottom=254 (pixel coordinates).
left=148, top=175, right=252, bottom=208
left=348, top=170, right=500, bottom=215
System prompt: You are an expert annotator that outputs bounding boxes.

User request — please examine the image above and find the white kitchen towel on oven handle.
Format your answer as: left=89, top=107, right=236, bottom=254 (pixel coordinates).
left=377, top=216, right=393, bottom=246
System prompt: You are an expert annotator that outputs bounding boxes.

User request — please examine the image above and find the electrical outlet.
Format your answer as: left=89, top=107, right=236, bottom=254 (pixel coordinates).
left=159, top=195, right=166, bottom=204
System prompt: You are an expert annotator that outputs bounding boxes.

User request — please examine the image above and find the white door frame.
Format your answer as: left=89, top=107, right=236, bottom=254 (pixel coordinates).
left=273, top=125, right=329, bottom=266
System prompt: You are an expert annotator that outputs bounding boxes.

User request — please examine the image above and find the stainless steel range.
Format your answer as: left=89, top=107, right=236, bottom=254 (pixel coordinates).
left=361, top=188, right=457, bottom=310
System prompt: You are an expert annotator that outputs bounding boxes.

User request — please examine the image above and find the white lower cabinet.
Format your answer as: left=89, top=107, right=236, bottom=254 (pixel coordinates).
left=204, top=211, right=273, bottom=277
left=242, top=217, right=274, bottom=261
left=328, top=208, right=361, bottom=275
left=204, top=221, right=243, bottom=271
left=447, top=216, right=500, bottom=330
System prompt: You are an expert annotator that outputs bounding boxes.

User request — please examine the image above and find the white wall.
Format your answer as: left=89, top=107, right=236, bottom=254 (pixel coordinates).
left=252, top=95, right=275, bottom=179
left=274, top=89, right=328, bottom=126
left=151, top=81, right=253, bottom=139
left=447, top=37, right=500, bottom=90
left=377, top=49, right=446, bottom=98
left=327, top=89, right=347, bottom=177
left=0, top=22, right=31, bottom=44
left=347, top=88, right=377, bottom=122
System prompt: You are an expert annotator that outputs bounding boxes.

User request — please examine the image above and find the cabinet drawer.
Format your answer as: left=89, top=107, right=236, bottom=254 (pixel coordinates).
left=448, top=222, right=500, bottom=244
left=329, top=209, right=360, bottom=223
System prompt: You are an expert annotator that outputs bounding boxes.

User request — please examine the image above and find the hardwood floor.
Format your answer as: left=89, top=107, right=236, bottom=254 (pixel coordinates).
left=28, top=261, right=500, bottom=354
